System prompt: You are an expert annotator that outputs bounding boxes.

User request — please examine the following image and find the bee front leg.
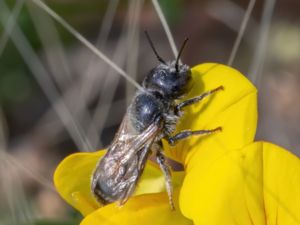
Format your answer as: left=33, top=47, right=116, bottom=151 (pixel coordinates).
left=153, top=143, right=175, bottom=210
left=175, top=86, right=223, bottom=115
left=167, top=127, right=222, bottom=146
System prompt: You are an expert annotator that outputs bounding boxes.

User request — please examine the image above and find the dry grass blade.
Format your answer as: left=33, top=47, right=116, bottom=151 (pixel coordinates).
left=0, top=1, right=93, bottom=151
left=228, top=0, right=256, bottom=66
left=125, top=0, right=144, bottom=105
left=0, top=107, right=8, bottom=150
left=151, top=0, right=179, bottom=59
left=6, top=152, right=55, bottom=191
left=1, top=156, right=35, bottom=225
left=88, top=34, right=128, bottom=148
left=27, top=3, right=100, bottom=149
left=0, top=0, right=25, bottom=56
left=249, top=0, right=277, bottom=84
left=30, top=0, right=143, bottom=91
left=26, top=3, right=72, bottom=87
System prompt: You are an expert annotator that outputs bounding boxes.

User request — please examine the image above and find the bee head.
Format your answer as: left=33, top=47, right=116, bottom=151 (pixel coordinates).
left=143, top=62, right=191, bottom=99
left=143, top=31, right=191, bottom=99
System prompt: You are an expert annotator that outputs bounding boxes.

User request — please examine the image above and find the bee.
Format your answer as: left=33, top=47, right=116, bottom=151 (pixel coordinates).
left=91, top=32, right=223, bottom=209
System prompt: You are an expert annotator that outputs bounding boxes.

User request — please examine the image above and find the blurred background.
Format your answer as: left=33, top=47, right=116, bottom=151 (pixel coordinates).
left=0, top=0, right=299, bottom=224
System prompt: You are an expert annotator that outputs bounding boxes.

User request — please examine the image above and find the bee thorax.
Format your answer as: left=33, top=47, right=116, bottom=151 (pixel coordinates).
left=129, top=92, right=164, bottom=133
left=163, top=113, right=179, bottom=135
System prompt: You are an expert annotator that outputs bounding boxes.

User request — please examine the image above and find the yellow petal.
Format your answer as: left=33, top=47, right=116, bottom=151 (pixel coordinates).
left=136, top=160, right=185, bottom=196
left=263, top=142, right=300, bottom=225
left=163, top=63, right=257, bottom=164
left=54, top=150, right=184, bottom=216
left=180, top=141, right=300, bottom=225
left=54, top=151, right=105, bottom=216
left=81, top=190, right=192, bottom=225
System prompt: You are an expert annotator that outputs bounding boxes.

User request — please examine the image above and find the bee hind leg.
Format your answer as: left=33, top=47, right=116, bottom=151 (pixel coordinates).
left=154, top=144, right=175, bottom=210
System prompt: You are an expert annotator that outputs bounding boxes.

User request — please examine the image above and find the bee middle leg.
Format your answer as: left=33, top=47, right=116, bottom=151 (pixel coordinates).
left=175, top=86, right=223, bottom=115
left=168, top=127, right=222, bottom=146
left=153, top=142, right=175, bottom=210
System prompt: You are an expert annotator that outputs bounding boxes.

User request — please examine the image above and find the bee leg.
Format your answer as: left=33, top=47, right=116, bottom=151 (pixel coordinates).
left=155, top=147, right=175, bottom=210
left=168, top=127, right=222, bottom=146
left=175, top=86, right=223, bottom=115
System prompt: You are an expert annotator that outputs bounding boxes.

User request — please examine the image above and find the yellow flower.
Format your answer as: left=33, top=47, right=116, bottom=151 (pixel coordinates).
left=54, top=63, right=300, bottom=225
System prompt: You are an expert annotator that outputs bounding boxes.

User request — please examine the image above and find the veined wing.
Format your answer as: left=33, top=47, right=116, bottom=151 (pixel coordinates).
left=105, top=114, right=162, bottom=158
left=92, top=115, right=163, bottom=204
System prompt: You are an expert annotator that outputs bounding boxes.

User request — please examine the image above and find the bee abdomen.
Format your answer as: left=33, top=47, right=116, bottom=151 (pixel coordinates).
left=93, top=181, right=114, bottom=204
left=92, top=157, right=139, bottom=204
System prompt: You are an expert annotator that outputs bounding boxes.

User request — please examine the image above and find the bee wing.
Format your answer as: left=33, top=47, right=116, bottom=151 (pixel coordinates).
left=107, top=115, right=162, bottom=164
left=119, top=141, right=154, bottom=205
left=93, top=115, right=162, bottom=204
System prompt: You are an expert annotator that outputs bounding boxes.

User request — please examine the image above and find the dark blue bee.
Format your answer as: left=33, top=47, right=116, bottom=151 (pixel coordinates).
left=91, top=32, right=222, bottom=209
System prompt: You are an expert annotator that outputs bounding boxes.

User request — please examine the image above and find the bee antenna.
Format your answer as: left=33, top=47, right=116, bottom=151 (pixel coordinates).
left=175, top=38, right=189, bottom=72
left=144, top=30, right=166, bottom=64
